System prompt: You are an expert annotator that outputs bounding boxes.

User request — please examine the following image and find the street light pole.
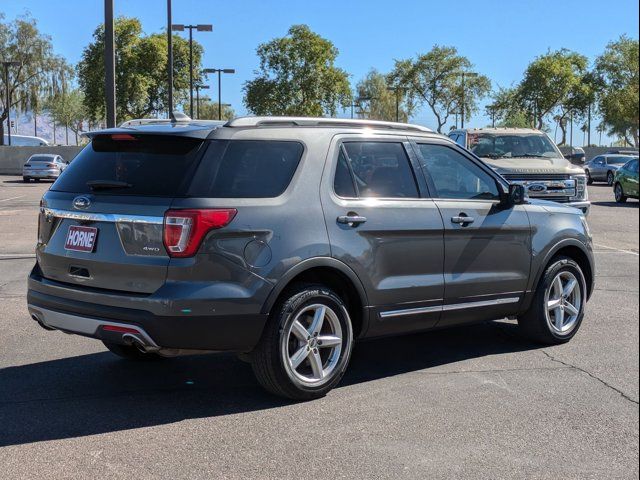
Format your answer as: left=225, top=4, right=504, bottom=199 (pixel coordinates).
left=104, top=0, right=116, bottom=128
left=194, top=84, right=209, bottom=119
left=453, top=71, right=478, bottom=129
left=204, top=68, right=235, bottom=120
left=2, top=61, right=21, bottom=146
left=349, top=96, right=371, bottom=119
left=167, top=0, right=174, bottom=118
left=387, top=86, right=406, bottom=122
left=171, top=24, right=213, bottom=118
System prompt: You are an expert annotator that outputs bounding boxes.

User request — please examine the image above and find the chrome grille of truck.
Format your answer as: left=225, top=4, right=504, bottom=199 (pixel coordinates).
left=503, top=176, right=576, bottom=201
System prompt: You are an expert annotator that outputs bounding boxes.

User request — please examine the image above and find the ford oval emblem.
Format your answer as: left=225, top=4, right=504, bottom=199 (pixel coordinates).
left=73, top=196, right=91, bottom=210
left=528, top=184, right=547, bottom=193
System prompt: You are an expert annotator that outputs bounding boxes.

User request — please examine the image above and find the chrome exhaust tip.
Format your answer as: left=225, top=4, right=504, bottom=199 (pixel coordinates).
left=122, top=333, right=159, bottom=354
left=31, top=313, right=57, bottom=331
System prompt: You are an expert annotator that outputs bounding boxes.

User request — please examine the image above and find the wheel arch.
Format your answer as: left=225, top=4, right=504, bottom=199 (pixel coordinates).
left=530, top=239, right=595, bottom=303
left=261, top=257, right=370, bottom=338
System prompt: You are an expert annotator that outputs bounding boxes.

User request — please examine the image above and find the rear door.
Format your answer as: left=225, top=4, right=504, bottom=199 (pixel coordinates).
left=37, top=133, right=205, bottom=294
left=413, top=140, right=531, bottom=327
left=320, top=136, right=445, bottom=337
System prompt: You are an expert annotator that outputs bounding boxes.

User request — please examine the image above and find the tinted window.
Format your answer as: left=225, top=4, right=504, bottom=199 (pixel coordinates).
left=608, top=156, right=634, bottom=165
left=418, top=144, right=500, bottom=200
left=334, top=150, right=357, bottom=198
left=52, top=134, right=203, bottom=196
left=188, top=140, right=303, bottom=198
left=341, top=142, right=419, bottom=198
left=28, top=156, right=55, bottom=163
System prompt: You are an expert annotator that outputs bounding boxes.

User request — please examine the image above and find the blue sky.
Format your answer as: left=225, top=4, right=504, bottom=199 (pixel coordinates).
left=3, top=0, right=639, bottom=143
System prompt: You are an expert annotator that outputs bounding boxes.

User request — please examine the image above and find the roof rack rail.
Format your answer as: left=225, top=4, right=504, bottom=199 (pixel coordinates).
left=225, top=116, right=433, bottom=133
left=118, top=117, right=225, bottom=128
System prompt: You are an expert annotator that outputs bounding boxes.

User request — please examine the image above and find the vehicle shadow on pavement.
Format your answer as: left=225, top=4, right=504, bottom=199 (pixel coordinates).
left=591, top=200, right=638, bottom=208
left=0, top=321, right=537, bottom=447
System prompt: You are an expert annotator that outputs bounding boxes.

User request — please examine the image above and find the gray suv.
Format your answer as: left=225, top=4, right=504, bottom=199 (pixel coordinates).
left=28, top=117, right=595, bottom=400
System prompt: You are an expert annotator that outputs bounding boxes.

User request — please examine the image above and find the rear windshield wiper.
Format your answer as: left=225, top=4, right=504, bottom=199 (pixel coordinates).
left=86, top=180, right=133, bottom=190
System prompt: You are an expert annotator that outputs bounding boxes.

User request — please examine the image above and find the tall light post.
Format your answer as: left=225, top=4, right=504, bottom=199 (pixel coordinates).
left=2, top=61, right=21, bottom=146
left=349, top=96, right=371, bottom=119
left=386, top=86, right=407, bottom=122
left=451, top=71, right=478, bottom=129
left=171, top=23, right=213, bottom=118
left=104, top=0, right=116, bottom=127
left=167, top=0, right=173, bottom=118
left=204, top=68, right=235, bottom=120
left=194, top=83, right=209, bottom=119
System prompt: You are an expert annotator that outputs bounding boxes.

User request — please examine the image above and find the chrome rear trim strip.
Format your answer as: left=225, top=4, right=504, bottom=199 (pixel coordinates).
left=43, top=208, right=164, bottom=225
left=380, top=296, right=520, bottom=318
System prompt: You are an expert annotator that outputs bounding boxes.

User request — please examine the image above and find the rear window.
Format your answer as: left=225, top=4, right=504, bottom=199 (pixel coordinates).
left=188, top=140, right=303, bottom=198
left=51, top=134, right=204, bottom=196
left=28, top=156, right=55, bottom=163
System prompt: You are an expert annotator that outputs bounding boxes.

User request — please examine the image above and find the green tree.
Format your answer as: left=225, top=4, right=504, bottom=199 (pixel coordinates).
left=243, top=25, right=351, bottom=116
left=0, top=14, right=71, bottom=144
left=517, top=49, right=592, bottom=144
left=46, top=88, right=88, bottom=145
left=355, top=69, right=415, bottom=122
left=487, top=87, right=531, bottom=128
left=77, top=17, right=202, bottom=123
left=195, top=99, right=235, bottom=121
left=595, top=35, right=639, bottom=147
left=388, top=46, right=490, bottom=133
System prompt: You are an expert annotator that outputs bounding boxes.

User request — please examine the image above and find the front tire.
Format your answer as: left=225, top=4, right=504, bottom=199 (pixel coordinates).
left=251, top=284, right=354, bottom=400
left=22, top=177, right=30, bottom=183
left=614, top=183, right=627, bottom=203
left=518, top=256, right=586, bottom=345
left=607, top=171, right=615, bottom=186
left=585, top=170, right=593, bottom=185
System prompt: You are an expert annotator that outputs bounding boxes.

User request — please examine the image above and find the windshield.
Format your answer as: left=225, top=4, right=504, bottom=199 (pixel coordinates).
left=608, top=156, right=637, bottom=165
left=468, top=133, right=561, bottom=159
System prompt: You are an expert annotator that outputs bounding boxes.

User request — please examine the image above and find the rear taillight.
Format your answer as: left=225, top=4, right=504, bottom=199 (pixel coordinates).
left=163, top=209, right=237, bottom=258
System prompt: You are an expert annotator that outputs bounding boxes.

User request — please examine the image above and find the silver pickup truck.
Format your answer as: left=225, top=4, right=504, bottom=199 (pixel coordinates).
left=449, top=128, right=590, bottom=214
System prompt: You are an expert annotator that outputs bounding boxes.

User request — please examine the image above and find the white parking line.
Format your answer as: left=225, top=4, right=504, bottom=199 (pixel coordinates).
left=0, top=195, right=25, bottom=203
left=594, top=243, right=639, bottom=256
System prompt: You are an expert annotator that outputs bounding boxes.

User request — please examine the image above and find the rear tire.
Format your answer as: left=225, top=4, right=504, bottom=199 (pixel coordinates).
left=614, top=183, right=627, bottom=203
left=22, top=177, right=30, bottom=183
left=251, top=284, right=354, bottom=400
left=607, top=171, right=614, bottom=186
left=102, top=341, right=163, bottom=361
left=518, top=256, right=586, bottom=345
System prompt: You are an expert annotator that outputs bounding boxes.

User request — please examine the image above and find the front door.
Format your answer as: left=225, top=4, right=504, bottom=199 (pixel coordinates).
left=321, top=137, right=445, bottom=337
left=413, top=141, right=532, bottom=327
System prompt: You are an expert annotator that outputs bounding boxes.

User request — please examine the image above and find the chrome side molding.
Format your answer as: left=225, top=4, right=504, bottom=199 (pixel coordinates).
left=380, top=296, right=520, bottom=319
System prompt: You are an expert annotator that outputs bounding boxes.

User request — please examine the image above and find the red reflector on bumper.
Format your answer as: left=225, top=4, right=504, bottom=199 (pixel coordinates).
left=101, top=325, right=140, bottom=334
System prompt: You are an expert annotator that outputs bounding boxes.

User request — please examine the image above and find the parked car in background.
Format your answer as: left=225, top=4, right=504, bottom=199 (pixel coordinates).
left=449, top=128, right=590, bottom=214
left=23, top=154, right=68, bottom=182
left=28, top=116, right=594, bottom=400
left=559, top=146, right=586, bottom=165
left=584, top=154, right=639, bottom=186
left=613, top=158, right=639, bottom=203
left=3, top=134, right=49, bottom=146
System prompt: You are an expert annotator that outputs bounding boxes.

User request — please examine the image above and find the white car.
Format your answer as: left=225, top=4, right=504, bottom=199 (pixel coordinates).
left=3, top=134, right=49, bottom=146
left=23, top=154, right=68, bottom=182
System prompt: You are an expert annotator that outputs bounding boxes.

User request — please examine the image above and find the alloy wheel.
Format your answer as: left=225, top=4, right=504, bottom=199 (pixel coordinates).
left=544, top=271, right=582, bottom=335
left=281, top=304, right=344, bottom=387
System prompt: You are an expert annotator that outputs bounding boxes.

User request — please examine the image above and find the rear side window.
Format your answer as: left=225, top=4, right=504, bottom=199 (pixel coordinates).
left=336, top=142, right=419, bottom=198
left=51, top=134, right=204, bottom=196
left=188, top=140, right=303, bottom=198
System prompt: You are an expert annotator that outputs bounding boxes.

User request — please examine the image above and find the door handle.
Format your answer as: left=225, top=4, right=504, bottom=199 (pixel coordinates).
left=451, top=215, right=475, bottom=225
left=337, top=214, right=367, bottom=226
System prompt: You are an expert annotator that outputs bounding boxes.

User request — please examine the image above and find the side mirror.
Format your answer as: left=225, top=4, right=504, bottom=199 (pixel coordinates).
left=501, top=184, right=527, bottom=207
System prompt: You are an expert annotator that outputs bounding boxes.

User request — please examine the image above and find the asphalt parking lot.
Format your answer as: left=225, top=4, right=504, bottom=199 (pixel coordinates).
left=0, top=176, right=637, bottom=479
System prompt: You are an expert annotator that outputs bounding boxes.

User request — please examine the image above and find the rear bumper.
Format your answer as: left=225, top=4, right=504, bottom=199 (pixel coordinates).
left=24, top=170, right=60, bottom=178
left=27, top=268, right=271, bottom=352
